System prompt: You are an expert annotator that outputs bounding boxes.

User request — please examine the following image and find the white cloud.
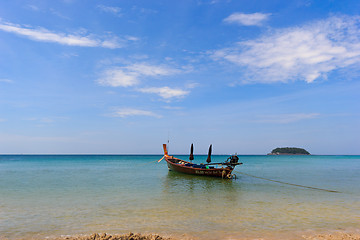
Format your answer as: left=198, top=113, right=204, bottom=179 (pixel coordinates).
left=125, top=63, right=179, bottom=76
left=0, top=79, right=13, bottom=83
left=255, top=113, right=320, bottom=124
left=112, top=108, right=161, bottom=118
left=101, top=36, right=126, bottom=48
left=125, top=35, right=140, bottom=42
left=26, top=117, right=54, bottom=123
left=162, top=106, right=184, bottom=110
left=97, top=68, right=139, bottom=87
left=50, top=9, right=71, bottom=20
left=223, top=12, right=271, bottom=26
left=97, top=5, right=122, bottom=17
left=0, top=20, right=125, bottom=48
left=25, top=116, right=69, bottom=124
left=97, top=63, right=192, bottom=101
left=130, top=54, right=149, bottom=60
left=138, top=87, right=189, bottom=99
left=97, top=63, right=179, bottom=87
left=185, top=82, right=199, bottom=89
left=213, top=15, right=360, bottom=83
left=60, top=52, right=79, bottom=58
left=26, top=4, right=40, bottom=11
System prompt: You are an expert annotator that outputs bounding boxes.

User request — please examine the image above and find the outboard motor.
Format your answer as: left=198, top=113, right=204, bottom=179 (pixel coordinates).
left=229, top=155, right=239, bottom=164
left=225, top=154, right=241, bottom=167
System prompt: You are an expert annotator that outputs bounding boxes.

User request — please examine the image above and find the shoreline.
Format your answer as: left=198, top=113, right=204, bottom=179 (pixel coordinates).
left=57, top=231, right=360, bottom=240
left=2, top=230, right=360, bottom=240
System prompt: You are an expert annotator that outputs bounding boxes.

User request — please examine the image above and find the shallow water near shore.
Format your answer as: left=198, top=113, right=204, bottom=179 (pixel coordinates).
left=0, top=154, right=359, bottom=239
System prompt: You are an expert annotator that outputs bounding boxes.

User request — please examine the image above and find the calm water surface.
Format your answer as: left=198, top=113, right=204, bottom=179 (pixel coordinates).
left=0, top=155, right=359, bottom=239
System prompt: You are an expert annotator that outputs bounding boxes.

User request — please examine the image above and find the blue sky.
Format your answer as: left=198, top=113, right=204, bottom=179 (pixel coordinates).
left=0, top=0, right=359, bottom=154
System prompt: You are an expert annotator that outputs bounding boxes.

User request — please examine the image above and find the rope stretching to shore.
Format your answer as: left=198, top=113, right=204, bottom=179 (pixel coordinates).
left=137, top=159, right=161, bottom=166
left=234, top=171, right=340, bottom=193
left=141, top=158, right=339, bottom=193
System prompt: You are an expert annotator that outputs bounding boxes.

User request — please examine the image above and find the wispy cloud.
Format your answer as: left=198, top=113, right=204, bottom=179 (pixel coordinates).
left=185, top=82, right=199, bottom=89
left=26, top=4, right=40, bottom=11
left=26, top=117, right=55, bottom=123
left=213, top=15, right=360, bottom=84
left=126, top=63, right=179, bottom=76
left=125, top=35, right=140, bottom=42
left=255, top=113, right=320, bottom=124
left=112, top=108, right=161, bottom=118
left=223, top=12, right=271, bottom=26
left=97, top=63, right=180, bottom=87
left=0, top=78, right=13, bottom=83
left=162, top=106, right=184, bottom=110
left=138, top=87, right=189, bottom=100
left=97, top=62, right=193, bottom=101
left=25, top=5, right=71, bottom=20
left=60, top=52, right=79, bottom=58
left=97, top=67, right=139, bottom=87
left=97, top=5, right=122, bottom=17
left=49, top=8, right=71, bottom=20
left=0, top=20, right=126, bottom=48
left=25, top=116, right=69, bottom=124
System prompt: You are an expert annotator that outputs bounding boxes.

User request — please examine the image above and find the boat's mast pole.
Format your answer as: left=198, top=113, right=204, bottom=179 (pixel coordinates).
left=167, top=131, right=170, bottom=154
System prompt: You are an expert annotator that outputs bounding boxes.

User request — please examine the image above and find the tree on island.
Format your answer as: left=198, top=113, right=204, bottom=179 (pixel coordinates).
left=270, top=147, right=310, bottom=155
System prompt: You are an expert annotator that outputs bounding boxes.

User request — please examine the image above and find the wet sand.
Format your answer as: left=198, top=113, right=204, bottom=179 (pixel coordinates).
left=1, top=231, right=360, bottom=240
left=50, top=231, right=360, bottom=240
left=56, top=233, right=171, bottom=240
left=302, top=232, right=360, bottom=240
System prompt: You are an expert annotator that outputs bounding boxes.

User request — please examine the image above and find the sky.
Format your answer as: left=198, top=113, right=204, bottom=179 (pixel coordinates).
left=0, top=0, right=359, bottom=155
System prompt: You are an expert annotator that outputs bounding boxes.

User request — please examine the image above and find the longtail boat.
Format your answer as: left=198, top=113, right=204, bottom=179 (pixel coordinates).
left=158, top=143, right=242, bottom=179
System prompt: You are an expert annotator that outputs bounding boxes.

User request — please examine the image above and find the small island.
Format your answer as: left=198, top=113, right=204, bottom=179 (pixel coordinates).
left=268, top=147, right=310, bottom=155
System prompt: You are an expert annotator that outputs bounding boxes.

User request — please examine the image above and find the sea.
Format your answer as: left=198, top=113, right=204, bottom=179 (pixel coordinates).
left=0, top=154, right=359, bottom=240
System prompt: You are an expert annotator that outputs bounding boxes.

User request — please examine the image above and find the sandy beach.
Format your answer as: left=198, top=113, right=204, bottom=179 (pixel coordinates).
left=301, top=232, right=360, bottom=240
left=55, top=233, right=171, bottom=240
left=50, top=231, right=360, bottom=240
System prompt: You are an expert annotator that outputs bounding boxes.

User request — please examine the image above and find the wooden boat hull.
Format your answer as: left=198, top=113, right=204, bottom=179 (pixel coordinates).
left=164, top=156, right=233, bottom=178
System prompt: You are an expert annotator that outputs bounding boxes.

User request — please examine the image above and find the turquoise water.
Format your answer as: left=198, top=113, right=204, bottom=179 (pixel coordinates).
left=0, top=155, right=359, bottom=240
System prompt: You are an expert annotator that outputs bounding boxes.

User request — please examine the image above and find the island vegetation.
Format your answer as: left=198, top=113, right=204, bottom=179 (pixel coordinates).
left=268, top=147, right=310, bottom=155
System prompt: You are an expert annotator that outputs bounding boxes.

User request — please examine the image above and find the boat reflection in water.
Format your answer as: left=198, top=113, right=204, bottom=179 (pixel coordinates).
left=158, top=168, right=243, bottom=239
left=162, top=170, right=241, bottom=201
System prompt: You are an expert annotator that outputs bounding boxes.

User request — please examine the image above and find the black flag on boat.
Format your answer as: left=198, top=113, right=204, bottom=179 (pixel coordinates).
left=207, top=144, right=212, bottom=163
left=189, top=143, right=194, bottom=161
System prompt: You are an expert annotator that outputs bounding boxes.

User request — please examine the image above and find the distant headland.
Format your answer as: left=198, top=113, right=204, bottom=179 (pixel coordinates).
left=268, top=147, right=310, bottom=155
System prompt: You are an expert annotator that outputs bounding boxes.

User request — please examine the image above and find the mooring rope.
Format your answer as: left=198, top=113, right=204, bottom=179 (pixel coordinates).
left=234, top=171, right=340, bottom=193
left=136, top=159, right=162, bottom=166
